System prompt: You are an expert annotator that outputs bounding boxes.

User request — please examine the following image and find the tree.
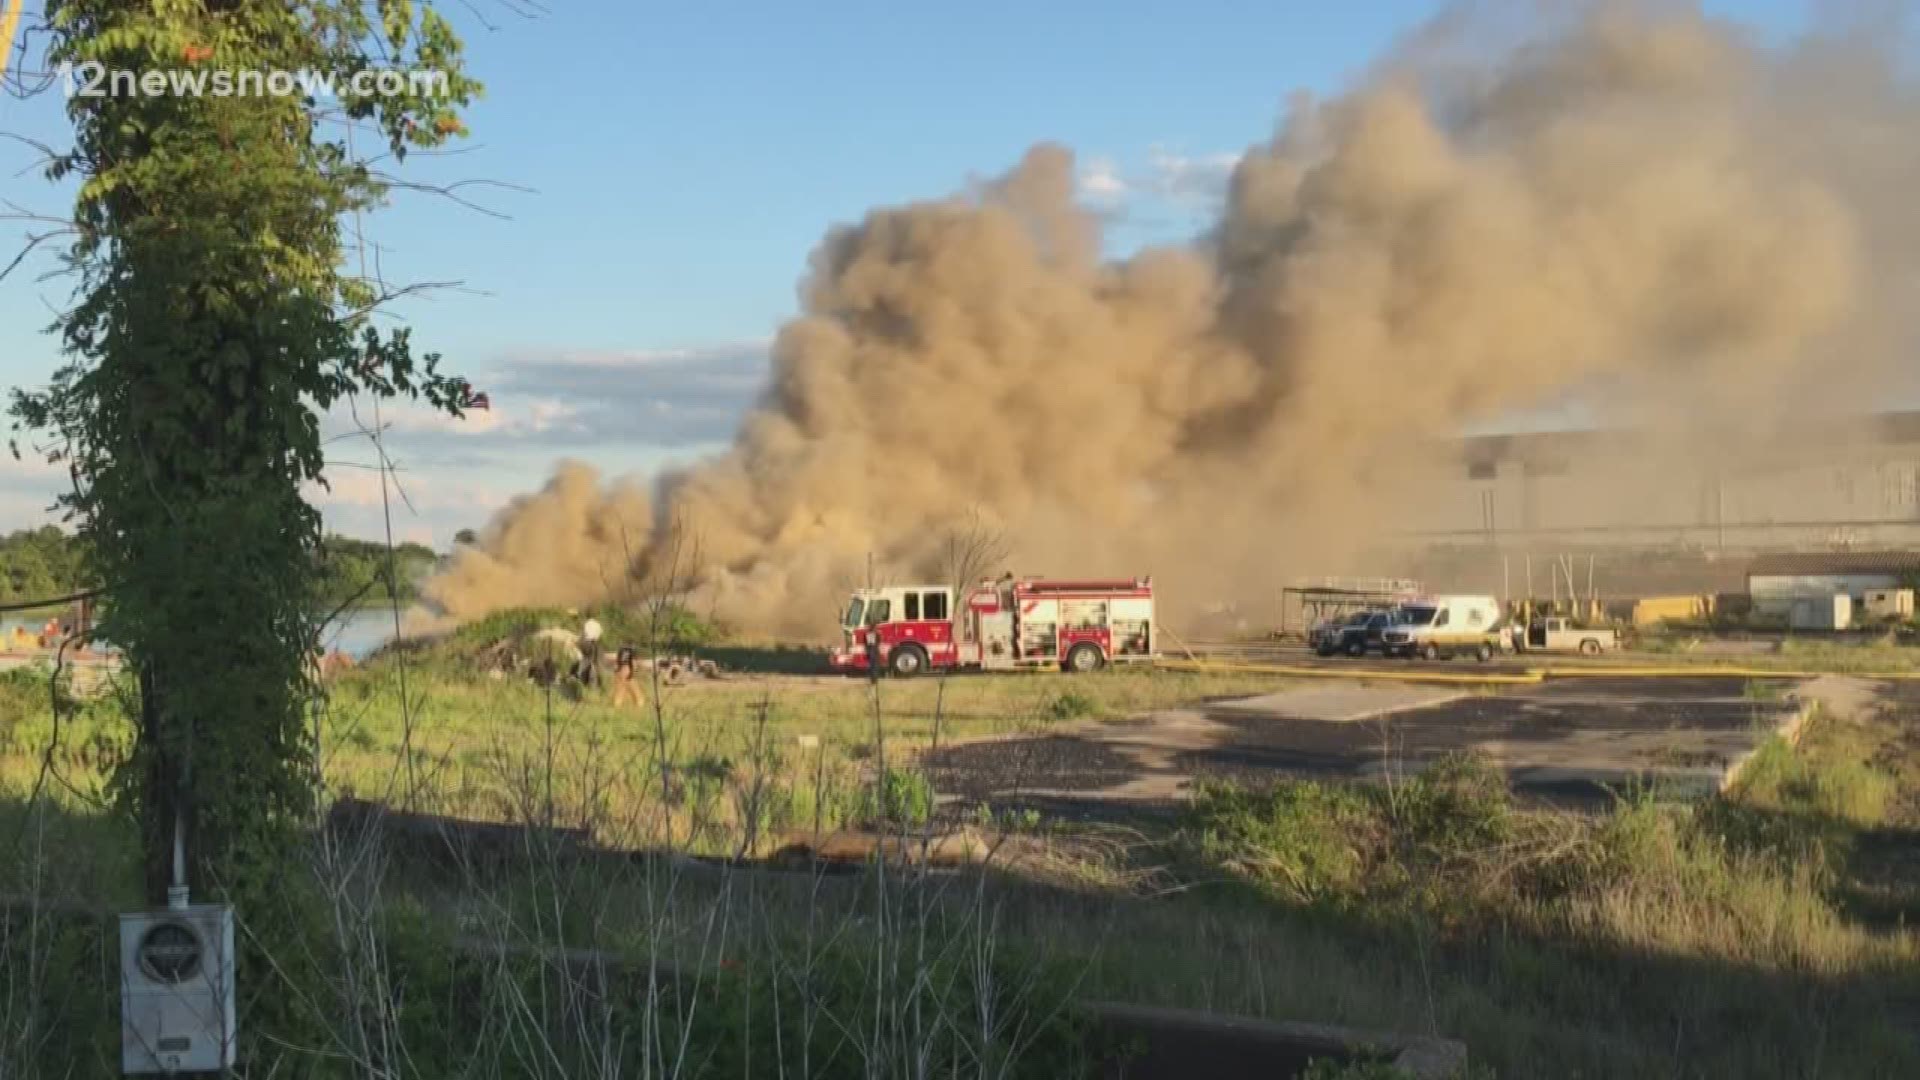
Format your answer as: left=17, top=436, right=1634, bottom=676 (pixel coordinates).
left=937, top=508, right=1011, bottom=605
left=10, top=1, right=478, bottom=903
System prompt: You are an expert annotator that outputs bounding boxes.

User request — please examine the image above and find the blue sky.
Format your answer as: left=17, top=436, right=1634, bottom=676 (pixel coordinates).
left=0, top=0, right=1811, bottom=543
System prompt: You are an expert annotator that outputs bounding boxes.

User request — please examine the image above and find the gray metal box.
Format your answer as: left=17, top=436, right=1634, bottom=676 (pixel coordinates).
left=119, top=905, right=236, bottom=1074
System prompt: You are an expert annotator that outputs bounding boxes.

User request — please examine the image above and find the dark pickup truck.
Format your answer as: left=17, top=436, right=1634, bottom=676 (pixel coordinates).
left=1314, top=609, right=1398, bottom=658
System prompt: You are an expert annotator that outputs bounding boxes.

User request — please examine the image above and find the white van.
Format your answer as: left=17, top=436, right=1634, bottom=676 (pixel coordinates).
left=1380, top=595, right=1503, bottom=661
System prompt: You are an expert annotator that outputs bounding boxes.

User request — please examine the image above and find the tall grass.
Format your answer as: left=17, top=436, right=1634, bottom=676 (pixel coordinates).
left=1183, top=758, right=1919, bottom=1076
left=1730, top=735, right=1895, bottom=827
left=10, top=605, right=1920, bottom=1077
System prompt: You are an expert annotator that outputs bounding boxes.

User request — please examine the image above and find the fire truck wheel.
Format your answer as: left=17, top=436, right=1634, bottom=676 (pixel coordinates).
left=1475, top=642, right=1493, bottom=662
left=888, top=645, right=927, bottom=678
left=1065, top=643, right=1105, bottom=673
left=1420, top=642, right=1441, bottom=662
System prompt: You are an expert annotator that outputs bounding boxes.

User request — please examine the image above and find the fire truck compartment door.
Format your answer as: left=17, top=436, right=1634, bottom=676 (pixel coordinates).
left=978, top=611, right=1015, bottom=670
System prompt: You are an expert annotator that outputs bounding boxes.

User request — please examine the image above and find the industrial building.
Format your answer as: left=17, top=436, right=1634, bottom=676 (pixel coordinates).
left=1746, top=551, right=1920, bottom=628
left=1359, top=411, right=1920, bottom=613
left=1401, top=410, right=1920, bottom=552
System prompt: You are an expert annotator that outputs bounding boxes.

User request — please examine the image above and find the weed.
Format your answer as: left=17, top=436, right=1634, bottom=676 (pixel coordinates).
left=1046, top=689, right=1099, bottom=721
left=1388, top=753, right=1514, bottom=858
left=1733, top=734, right=1894, bottom=828
left=973, top=804, right=1045, bottom=833
left=852, top=767, right=934, bottom=829
left=1190, top=779, right=1376, bottom=901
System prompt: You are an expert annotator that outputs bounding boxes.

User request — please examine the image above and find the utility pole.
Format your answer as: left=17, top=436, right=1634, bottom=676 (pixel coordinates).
left=1717, top=473, right=1726, bottom=555
left=1524, top=554, right=1534, bottom=625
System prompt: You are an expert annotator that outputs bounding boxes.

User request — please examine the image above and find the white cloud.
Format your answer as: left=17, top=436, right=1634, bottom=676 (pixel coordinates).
left=3, top=338, right=774, bottom=544
left=1077, top=156, right=1130, bottom=206
left=308, top=466, right=505, bottom=513
left=1074, top=146, right=1240, bottom=237
left=1145, top=145, right=1240, bottom=203
left=478, top=339, right=771, bottom=449
left=0, top=452, right=62, bottom=480
left=304, top=337, right=774, bottom=543
left=309, top=466, right=388, bottom=508
left=317, top=337, right=769, bottom=456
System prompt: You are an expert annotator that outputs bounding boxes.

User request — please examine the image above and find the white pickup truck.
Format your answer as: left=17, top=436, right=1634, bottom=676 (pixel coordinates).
left=1515, top=618, right=1619, bottom=655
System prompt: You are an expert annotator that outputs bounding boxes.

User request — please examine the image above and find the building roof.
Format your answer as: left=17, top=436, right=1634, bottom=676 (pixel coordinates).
left=1458, top=409, right=1920, bottom=469
left=1746, top=551, right=1920, bottom=579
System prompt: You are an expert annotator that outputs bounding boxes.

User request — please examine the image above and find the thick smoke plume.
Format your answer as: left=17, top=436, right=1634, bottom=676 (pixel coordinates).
left=421, top=4, right=1920, bottom=637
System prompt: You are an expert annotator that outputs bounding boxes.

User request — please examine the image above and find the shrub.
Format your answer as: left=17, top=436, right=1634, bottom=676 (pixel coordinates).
left=0, top=663, right=57, bottom=726
left=1045, top=690, right=1099, bottom=721
left=852, top=767, right=934, bottom=829
left=1387, top=753, right=1513, bottom=858
left=1189, top=779, right=1377, bottom=901
left=439, top=604, right=719, bottom=657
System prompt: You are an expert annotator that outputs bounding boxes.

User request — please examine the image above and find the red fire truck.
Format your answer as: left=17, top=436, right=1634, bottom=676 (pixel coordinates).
left=829, top=576, right=1157, bottom=677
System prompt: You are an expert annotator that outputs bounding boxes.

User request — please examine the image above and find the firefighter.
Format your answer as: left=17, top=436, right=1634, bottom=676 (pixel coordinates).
left=576, top=615, right=603, bottom=687
left=609, top=645, right=644, bottom=709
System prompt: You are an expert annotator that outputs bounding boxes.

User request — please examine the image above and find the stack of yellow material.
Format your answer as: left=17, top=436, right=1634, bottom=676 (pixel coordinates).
left=1631, top=595, right=1712, bottom=626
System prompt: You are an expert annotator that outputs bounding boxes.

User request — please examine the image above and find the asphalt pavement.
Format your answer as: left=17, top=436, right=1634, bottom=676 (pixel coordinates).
left=923, top=672, right=1822, bottom=816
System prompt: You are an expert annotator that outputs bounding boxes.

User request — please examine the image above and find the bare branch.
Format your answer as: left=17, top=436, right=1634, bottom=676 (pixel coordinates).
left=0, top=229, right=71, bottom=287
left=341, top=278, right=467, bottom=322
left=372, top=174, right=535, bottom=219
left=0, top=133, right=70, bottom=177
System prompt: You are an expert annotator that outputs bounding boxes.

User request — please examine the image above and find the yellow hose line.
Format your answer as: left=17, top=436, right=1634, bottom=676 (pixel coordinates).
left=1153, top=658, right=1543, bottom=686
left=1155, top=658, right=1920, bottom=682
left=1541, top=665, right=1920, bottom=681
left=0, top=1, right=20, bottom=86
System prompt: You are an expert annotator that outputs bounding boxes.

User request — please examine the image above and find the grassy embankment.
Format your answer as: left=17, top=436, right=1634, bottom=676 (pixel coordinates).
left=6, top=612, right=1920, bottom=1077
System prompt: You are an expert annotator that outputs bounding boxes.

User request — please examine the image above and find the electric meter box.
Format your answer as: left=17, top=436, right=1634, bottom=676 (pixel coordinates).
left=119, top=904, right=236, bottom=1074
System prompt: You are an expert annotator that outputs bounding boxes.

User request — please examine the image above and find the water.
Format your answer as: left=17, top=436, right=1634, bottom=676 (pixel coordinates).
left=3, top=609, right=401, bottom=659
left=0, top=615, right=64, bottom=650
left=319, top=608, right=403, bottom=658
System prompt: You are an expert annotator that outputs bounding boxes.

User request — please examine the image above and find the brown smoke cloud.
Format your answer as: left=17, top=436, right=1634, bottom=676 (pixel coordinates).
left=419, top=3, right=1920, bottom=638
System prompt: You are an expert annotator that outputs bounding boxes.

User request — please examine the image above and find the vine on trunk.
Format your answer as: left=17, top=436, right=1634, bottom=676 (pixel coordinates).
left=10, top=0, right=479, bottom=902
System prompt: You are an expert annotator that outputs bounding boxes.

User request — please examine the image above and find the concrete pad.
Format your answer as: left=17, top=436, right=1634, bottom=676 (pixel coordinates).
left=1794, top=675, right=1879, bottom=722
left=925, top=674, right=1830, bottom=812
left=1209, top=684, right=1466, bottom=723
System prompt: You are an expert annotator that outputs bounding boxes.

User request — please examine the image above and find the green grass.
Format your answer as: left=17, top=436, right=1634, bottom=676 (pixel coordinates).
left=1624, top=629, right=1920, bottom=673
left=12, top=624, right=1920, bottom=1078
left=1177, top=755, right=1918, bottom=1077
left=1774, top=636, right=1920, bottom=673
left=2, top=649, right=1304, bottom=845
left=1742, top=678, right=1789, bottom=702
left=1729, top=733, right=1895, bottom=828
left=310, top=658, right=1313, bottom=847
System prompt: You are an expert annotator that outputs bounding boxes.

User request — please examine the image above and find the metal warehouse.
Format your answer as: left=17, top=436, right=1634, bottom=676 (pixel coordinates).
left=1746, top=551, right=1920, bottom=616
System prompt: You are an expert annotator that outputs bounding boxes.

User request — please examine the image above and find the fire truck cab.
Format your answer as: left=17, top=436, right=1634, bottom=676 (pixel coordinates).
left=831, top=577, right=1156, bottom=677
